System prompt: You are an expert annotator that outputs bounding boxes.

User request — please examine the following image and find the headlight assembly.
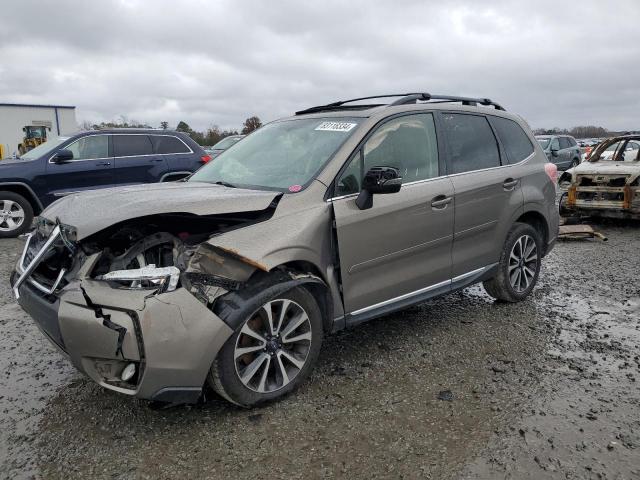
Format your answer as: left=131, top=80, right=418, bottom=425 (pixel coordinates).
left=97, top=264, right=180, bottom=292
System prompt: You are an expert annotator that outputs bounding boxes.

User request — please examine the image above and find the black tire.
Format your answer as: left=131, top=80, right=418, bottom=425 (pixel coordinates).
left=208, top=286, right=323, bottom=407
left=570, top=158, right=579, bottom=169
left=483, top=222, right=542, bottom=302
left=0, top=191, right=34, bottom=238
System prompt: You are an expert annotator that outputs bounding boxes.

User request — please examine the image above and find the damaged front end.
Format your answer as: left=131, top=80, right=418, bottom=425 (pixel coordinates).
left=10, top=206, right=295, bottom=404
left=560, top=171, right=640, bottom=219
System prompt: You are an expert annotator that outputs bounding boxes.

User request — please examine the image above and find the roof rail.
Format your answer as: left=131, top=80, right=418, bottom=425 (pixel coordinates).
left=295, top=92, right=505, bottom=115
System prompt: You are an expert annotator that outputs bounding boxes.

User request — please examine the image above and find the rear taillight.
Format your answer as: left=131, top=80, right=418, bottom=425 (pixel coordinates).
left=201, top=154, right=212, bottom=164
left=585, top=146, right=592, bottom=158
left=544, top=162, right=558, bottom=183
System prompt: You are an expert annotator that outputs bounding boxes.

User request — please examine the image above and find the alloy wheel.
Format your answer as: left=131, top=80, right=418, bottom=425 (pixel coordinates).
left=234, top=299, right=312, bottom=393
left=508, top=234, right=538, bottom=293
left=0, top=200, right=25, bottom=232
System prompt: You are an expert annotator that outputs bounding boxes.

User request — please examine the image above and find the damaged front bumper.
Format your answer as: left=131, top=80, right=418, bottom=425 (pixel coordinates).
left=561, top=183, right=640, bottom=219
left=11, top=232, right=233, bottom=404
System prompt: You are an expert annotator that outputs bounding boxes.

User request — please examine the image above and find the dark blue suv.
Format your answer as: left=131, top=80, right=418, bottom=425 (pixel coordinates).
left=0, top=129, right=209, bottom=237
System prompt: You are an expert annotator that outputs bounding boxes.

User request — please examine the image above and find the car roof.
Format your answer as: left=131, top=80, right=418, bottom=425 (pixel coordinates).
left=86, top=129, right=185, bottom=135
left=285, top=102, right=522, bottom=125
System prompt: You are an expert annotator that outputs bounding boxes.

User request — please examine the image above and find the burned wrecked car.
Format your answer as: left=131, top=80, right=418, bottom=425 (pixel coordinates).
left=560, top=135, right=640, bottom=219
left=12, top=93, right=558, bottom=407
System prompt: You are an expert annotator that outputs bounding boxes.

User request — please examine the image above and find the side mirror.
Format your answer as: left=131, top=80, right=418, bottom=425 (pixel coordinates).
left=551, top=147, right=559, bottom=157
left=52, top=149, right=74, bottom=163
left=355, top=166, right=402, bottom=210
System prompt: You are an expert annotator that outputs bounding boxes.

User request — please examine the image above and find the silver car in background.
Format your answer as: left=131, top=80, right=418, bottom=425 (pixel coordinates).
left=12, top=93, right=558, bottom=407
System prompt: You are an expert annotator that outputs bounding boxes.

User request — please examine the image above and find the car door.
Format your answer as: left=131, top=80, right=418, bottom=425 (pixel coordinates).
left=332, top=112, right=454, bottom=317
left=549, top=137, right=561, bottom=165
left=558, top=137, right=572, bottom=168
left=43, top=134, right=114, bottom=205
left=149, top=134, right=196, bottom=180
left=113, top=134, right=168, bottom=185
left=440, top=112, right=523, bottom=279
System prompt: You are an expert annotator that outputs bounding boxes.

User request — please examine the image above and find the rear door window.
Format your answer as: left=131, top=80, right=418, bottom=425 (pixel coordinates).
left=489, top=116, right=534, bottom=164
left=441, top=113, right=501, bottom=174
left=113, top=135, right=153, bottom=157
left=151, top=135, right=191, bottom=154
left=558, top=137, right=571, bottom=149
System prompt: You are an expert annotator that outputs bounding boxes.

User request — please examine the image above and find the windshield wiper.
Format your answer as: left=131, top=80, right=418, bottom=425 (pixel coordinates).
left=213, top=181, right=237, bottom=188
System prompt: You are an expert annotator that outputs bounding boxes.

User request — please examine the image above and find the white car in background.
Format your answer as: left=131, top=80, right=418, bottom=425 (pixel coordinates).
left=582, top=139, right=640, bottom=162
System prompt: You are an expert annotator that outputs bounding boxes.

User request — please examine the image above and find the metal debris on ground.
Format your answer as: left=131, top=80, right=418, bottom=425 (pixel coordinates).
left=558, top=224, right=608, bottom=241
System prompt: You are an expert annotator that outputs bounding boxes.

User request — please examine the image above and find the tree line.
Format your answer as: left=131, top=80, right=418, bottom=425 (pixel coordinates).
left=533, top=125, right=610, bottom=138
left=81, top=116, right=263, bottom=146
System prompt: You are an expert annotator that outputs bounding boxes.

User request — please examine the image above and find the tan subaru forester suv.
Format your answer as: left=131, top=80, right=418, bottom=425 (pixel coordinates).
left=12, top=93, right=558, bottom=407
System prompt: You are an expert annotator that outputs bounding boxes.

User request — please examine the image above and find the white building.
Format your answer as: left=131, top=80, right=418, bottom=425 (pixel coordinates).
left=0, top=103, right=77, bottom=159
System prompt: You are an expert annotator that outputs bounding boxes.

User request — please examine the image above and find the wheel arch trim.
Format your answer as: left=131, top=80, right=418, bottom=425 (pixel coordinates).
left=0, top=182, right=43, bottom=212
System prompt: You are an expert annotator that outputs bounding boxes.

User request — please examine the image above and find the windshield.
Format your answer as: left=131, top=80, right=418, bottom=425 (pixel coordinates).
left=190, top=118, right=362, bottom=191
left=536, top=138, right=551, bottom=149
left=19, top=137, right=68, bottom=160
left=212, top=136, right=242, bottom=150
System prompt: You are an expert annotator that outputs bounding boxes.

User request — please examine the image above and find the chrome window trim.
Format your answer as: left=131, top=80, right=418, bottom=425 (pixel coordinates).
left=114, top=133, right=194, bottom=158
left=349, top=265, right=491, bottom=317
left=325, top=152, right=534, bottom=202
left=48, top=133, right=194, bottom=163
left=444, top=150, right=533, bottom=178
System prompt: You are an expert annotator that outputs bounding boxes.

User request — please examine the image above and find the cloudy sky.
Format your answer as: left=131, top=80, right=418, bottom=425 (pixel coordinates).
left=1, top=0, right=639, bottom=131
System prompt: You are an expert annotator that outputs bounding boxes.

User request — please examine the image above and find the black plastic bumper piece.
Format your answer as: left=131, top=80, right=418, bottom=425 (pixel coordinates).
left=11, top=271, right=65, bottom=351
left=150, top=387, right=202, bottom=405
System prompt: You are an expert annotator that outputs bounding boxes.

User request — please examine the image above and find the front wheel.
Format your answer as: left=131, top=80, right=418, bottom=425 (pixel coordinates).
left=208, top=286, right=323, bottom=407
left=483, top=222, right=542, bottom=302
left=0, top=191, right=33, bottom=238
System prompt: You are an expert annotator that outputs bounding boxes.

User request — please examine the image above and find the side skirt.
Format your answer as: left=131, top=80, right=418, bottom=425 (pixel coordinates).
left=342, top=263, right=498, bottom=329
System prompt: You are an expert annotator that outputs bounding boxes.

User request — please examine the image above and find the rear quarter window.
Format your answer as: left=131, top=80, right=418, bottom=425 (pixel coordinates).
left=151, top=135, right=191, bottom=154
left=490, top=116, right=535, bottom=164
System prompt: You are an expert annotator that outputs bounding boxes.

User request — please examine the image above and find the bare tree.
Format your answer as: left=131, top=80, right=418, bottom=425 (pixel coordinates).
left=241, top=116, right=262, bottom=134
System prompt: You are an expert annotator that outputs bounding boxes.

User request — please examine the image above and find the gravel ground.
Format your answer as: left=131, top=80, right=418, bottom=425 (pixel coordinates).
left=0, top=222, right=638, bottom=479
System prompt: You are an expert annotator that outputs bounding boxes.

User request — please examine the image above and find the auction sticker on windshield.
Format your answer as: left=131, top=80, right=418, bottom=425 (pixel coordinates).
left=315, top=122, right=357, bottom=132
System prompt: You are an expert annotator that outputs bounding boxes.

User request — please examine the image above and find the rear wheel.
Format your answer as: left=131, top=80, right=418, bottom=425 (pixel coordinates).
left=483, top=222, right=542, bottom=302
left=570, top=158, right=579, bottom=169
left=0, top=191, right=33, bottom=238
left=208, top=286, right=323, bottom=407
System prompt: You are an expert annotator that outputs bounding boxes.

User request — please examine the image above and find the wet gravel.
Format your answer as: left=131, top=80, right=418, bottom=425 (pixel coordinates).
left=0, top=222, right=638, bottom=479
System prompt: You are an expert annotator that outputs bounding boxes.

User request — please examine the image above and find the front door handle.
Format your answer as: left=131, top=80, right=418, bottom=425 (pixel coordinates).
left=503, top=178, right=519, bottom=190
left=96, top=161, right=111, bottom=166
left=150, top=158, right=164, bottom=162
left=431, top=195, right=452, bottom=209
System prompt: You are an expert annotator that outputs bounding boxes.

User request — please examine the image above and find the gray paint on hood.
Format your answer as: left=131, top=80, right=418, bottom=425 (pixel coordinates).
left=42, top=181, right=281, bottom=240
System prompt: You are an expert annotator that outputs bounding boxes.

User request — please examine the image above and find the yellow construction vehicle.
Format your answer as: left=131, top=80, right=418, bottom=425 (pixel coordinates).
left=18, top=125, right=50, bottom=155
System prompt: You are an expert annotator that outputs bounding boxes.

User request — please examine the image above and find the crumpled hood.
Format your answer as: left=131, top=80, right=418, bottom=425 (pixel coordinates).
left=42, top=181, right=281, bottom=240
left=569, top=161, right=640, bottom=176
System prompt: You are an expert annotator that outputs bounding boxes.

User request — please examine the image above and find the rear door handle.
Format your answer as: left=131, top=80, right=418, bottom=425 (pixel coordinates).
left=150, top=158, right=164, bottom=162
left=96, top=161, right=111, bottom=166
left=431, top=195, right=452, bottom=209
left=503, top=178, right=519, bottom=190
